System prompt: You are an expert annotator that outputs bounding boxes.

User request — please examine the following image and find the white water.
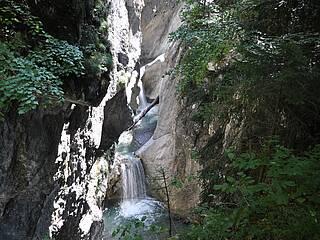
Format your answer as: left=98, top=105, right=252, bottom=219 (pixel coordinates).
left=121, top=156, right=147, bottom=200
left=104, top=24, right=169, bottom=238
left=104, top=0, right=163, bottom=226
left=50, top=0, right=171, bottom=238
left=137, top=78, right=148, bottom=111
left=112, top=98, right=160, bottom=216
left=103, top=95, right=165, bottom=239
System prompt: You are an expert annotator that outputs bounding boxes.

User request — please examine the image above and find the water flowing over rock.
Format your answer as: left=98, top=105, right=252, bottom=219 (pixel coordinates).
left=49, top=0, right=146, bottom=239
left=103, top=77, right=165, bottom=239
left=121, top=156, right=147, bottom=200
left=105, top=0, right=201, bottom=223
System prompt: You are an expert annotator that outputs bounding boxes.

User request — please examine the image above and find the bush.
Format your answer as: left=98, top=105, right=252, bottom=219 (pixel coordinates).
left=173, top=1, right=320, bottom=143
left=0, top=38, right=84, bottom=114
left=182, top=143, right=320, bottom=240
left=174, top=2, right=320, bottom=239
left=0, top=1, right=84, bottom=115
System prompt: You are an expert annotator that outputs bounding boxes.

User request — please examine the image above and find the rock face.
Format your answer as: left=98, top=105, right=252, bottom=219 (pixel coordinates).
left=141, top=0, right=182, bottom=65
left=27, top=0, right=110, bottom=106
left=136, top=1, right=202, bottom=218
left=100, top=89, right=133, bottom=151
left=136, top=59, right=202, bottom=218
left=46, top=0, right=145, bottom=238
left=0, top=0, right=203, bottom=239
left=0, top=108, right=65, bottom=240
left=103, top=0, right=201, bottom=220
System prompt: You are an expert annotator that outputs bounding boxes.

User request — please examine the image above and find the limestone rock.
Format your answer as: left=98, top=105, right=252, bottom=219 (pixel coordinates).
left=0, top=0, right=113, bottom=239
left=141, top=0, right=183, bottom=64
left=137, top=72, right=201, bottom=218
left=100, top=90, right=133, bottom=151
left=134, top=0, right=202, bottom=219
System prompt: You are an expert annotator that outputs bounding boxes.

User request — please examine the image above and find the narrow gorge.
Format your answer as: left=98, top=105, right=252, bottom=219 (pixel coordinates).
left=1, top=0, right=320, bottom=240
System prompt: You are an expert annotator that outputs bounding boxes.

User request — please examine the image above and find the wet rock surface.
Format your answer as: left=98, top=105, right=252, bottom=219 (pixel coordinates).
left=136, top=0, right=202, bottom=218
left=0, top=0, right=217, bottom=238
left=0, top=108, right=65, bottom=240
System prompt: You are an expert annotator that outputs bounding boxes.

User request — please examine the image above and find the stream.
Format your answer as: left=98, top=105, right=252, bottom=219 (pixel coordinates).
left=46, top=0, right=188, bottom=238
left=103, top=100, right=169, bottom=239
left=101, top=0, right=185, bottom=238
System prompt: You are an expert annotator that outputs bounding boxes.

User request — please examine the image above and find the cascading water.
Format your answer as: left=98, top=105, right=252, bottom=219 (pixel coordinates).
left=105, top=81, right=187, bottom=239
left=48, top=0, right=187, bottom=238
left=137, top=79, right=148, bottom=111
left=114, top=127, right=148, bottom=204
left=103, top=70, right=167, bottom=239
left=121, top=157, right=147, bottom=200
left=98, top=0, right=169, bottom=238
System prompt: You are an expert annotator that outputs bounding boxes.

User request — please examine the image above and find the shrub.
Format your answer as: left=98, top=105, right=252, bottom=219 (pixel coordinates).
left=0, top=1, right=84, bottom=115
left=182, top=143, right=320, bottom=240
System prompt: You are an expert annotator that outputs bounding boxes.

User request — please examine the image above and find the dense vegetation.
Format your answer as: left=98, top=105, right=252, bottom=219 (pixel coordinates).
left=182, top=142, right=320, bottom=239
left=1, top=0, right=319, bottom=239
left=0, top=1, right=84, bottom=116
left=173, top=0, right=320, bottom=239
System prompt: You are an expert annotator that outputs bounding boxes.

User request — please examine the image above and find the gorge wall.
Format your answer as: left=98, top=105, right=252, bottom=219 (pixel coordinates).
left=137, top=0, right=202, bottom=218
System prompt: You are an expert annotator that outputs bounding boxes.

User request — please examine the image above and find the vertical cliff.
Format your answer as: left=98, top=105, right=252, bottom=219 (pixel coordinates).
left=135, top=0, right=202, bottom=218
left=0, top=107, right=65, bottom=240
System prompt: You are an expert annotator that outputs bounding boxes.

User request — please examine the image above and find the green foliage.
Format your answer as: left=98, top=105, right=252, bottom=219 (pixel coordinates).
left=79, top=1, right=112, bottom=78
left=43, top=234, right=55, bottom=240
left=170, top=177, right=183, bottom=189
left=0, top=38, right=84, bottom=114
left=83, top=51, right=112, bottom=77
left=0, top=1, right=84, bottom=115
left=174, top=0, right=320, bottom=145
left=0, top=0, right=48, bottom=40
left=175, top=2, right=320, bottom=239
left=149, top=223, right=168, bottom=235
left=29, top=38, right=84, bottom=77
left=112, top=217, right=146, bottom=240
left=0, top=43, right=59, bottom=114
left=182, top=143, right=320, bottom=240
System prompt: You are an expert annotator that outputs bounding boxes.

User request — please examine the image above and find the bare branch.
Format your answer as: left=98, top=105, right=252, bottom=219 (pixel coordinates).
left=128, top=96, right=159, bottom=130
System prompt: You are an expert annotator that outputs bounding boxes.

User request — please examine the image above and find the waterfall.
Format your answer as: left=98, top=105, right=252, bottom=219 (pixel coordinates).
left=114, top=129, right=147, bottom=202
left=106, top=0, right=150, bottom=205
left=121, top=157, right=147, bottom=200
left=104, top=109, right=163, bottom=236
left=137, top=79, right=148, bottom=111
